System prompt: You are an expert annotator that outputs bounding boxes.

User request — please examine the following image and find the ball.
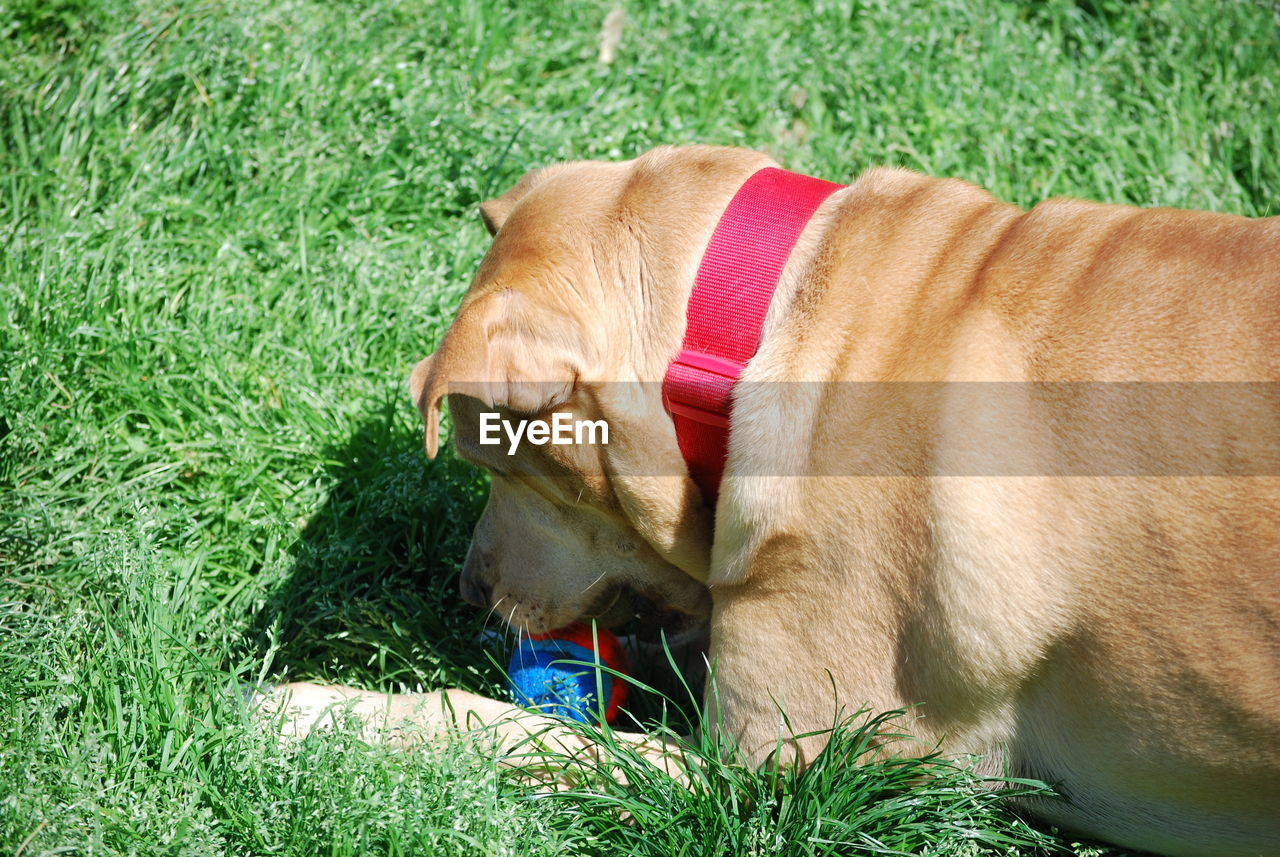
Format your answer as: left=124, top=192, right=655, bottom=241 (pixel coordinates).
left=506, top=622, right=630, bottom=724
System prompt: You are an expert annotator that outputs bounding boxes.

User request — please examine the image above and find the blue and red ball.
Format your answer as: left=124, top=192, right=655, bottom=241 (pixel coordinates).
left=506, top=622, right=630, bottom=724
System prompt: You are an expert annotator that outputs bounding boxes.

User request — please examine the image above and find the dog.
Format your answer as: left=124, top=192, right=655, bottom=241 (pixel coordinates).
left=270, top=145, right=1280, bottom=857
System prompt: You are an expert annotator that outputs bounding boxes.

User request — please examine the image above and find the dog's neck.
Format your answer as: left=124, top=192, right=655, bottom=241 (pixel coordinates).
left=614, top=178, right=835, bottom=372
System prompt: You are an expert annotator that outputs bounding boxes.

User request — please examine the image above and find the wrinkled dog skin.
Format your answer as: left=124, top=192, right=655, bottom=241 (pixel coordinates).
left=274, top=146, right=1280, bottom=857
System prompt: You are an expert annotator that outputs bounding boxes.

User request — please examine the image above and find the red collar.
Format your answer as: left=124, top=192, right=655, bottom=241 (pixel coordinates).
left=661, top=167, right=844, bottom=505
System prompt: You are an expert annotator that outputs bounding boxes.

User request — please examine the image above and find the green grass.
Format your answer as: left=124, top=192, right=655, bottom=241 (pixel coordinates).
left=1, top=0, right=1276, bottom=853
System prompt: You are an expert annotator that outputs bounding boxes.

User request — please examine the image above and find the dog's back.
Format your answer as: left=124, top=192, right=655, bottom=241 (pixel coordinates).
left=729, top=169, right=1280, bottom=855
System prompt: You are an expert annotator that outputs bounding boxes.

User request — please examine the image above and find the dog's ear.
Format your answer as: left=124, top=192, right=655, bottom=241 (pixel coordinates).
left=478, top=196, right=514, bottom=238
left=478, top=165, right=561, bottom=236
left=409, top=292, right=581, bottom=458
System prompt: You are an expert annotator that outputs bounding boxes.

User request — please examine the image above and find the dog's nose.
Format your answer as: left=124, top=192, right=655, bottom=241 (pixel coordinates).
left=458, top=573, right=492, bottom=609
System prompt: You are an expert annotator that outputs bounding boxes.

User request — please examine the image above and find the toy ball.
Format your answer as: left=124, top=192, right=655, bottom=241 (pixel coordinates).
left=507, top=622, right=630, bottom=724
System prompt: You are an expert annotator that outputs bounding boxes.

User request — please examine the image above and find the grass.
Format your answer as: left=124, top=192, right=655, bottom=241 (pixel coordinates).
left=1, top=0, right=1276, bottom=853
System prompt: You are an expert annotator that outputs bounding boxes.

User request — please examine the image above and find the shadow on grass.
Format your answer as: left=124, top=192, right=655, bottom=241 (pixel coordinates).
left=250, top=403, right=506, bottom=695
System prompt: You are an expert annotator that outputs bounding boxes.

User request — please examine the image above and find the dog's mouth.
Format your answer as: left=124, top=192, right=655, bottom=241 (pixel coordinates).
left=583, top=583, right=707, bottom=644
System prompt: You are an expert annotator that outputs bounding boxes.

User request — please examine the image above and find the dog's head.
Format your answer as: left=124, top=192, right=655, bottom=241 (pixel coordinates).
left=408, top=146, right=772, bottom=639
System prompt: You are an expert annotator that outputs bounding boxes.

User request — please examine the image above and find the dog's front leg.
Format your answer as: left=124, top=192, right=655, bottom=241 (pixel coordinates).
left=256, top=682, right=689, bottom=782
left=703, top=582, right=914, bottom=770
left=258, top=682, right=530, bottom=747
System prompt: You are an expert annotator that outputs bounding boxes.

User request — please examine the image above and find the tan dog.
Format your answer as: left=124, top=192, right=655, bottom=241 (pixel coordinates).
left=273, top=146, right=1280, bottom=857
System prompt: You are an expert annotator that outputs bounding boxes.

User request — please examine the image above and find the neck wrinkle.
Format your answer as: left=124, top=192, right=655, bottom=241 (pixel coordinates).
left=612, top=174, right=771, bottom=386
